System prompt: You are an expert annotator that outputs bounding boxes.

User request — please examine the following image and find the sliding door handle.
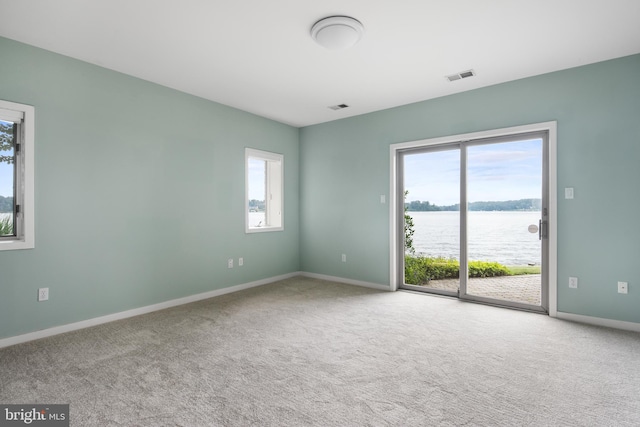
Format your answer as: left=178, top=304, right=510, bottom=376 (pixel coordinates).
left=539, top=219, right=548, bottom=240
left=539, top=220, right=542, bottom=240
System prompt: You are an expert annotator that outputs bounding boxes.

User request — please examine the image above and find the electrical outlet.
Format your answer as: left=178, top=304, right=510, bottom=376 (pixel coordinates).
left=341, top=254, right=347, bottom=263
left=38, top=288, right=49, bottom=302
left=618, top=281, right=628, bottom=294
left=238, top=257, right=244, bottom=266
left=227, top=258, right=233, bottom=269
left=569, top=277, right=578, bottom=289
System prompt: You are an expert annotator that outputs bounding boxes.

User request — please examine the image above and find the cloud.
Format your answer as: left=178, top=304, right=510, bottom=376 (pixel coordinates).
left=404, top=139, right=543, bottom=205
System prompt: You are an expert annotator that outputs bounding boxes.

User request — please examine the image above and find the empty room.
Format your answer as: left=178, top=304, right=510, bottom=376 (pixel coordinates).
left=1, top=1, right=640, bottom=426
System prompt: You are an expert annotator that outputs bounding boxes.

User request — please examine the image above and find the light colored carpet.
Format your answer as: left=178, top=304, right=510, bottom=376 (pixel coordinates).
left=1, top=276, right=640, bottom=426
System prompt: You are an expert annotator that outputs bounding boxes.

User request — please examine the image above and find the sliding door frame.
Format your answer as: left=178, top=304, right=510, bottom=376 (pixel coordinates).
left=389, top=121, right=557, bottom=317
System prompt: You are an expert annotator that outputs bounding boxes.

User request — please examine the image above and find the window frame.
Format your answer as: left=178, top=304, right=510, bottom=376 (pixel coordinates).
left=0, top=99, right=35, bottom=251
left=245, top=148, right=284, bottom=233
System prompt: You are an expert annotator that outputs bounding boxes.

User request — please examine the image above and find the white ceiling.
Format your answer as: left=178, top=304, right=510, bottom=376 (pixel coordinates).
left=1, top=0, right=639, bottom=127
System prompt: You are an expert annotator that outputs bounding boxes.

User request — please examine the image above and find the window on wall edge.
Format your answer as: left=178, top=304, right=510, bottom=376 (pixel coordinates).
left=0, top=100, right=35, bottom=251
left=245, top=148, right=283, bottom=233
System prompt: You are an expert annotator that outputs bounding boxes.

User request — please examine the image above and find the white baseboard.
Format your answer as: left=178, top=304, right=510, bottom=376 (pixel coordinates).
left=10, top=274, right=633, bottom=350
left=0, top=272, right=299, bottom=349
left=300, top=272, right=391, bottom=291
left=556, top=311, right=640, bottom=333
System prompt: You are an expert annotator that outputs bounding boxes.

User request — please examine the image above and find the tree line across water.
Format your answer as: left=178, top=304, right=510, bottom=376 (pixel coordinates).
left=405, top=198, right=541, bottom=212
left=0, top=196, right=13, bottom=213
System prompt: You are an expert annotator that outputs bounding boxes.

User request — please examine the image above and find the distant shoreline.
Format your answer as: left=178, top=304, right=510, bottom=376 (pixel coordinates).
left=406, top=198, right=542, bottom=212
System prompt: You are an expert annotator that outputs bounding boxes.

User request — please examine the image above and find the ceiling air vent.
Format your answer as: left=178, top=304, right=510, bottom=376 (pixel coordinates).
left=446, top=69, right=476, bottom=82
left=328, top=104, right=349, bottom=110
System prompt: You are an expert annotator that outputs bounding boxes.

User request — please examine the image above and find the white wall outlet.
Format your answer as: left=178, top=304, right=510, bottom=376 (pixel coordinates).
left=565, top=187, right=574, bottom=199
left=238, top=257, right=244, bottom=266
left=380, top=195, right=386, bottom=204
left=227, top=258, right=234, bottom=269
left=38, top=288, right=49, bottom=301
left=569, top=277, right=578, bottom=288
left=618, top=281, right=628, bottom=294
left=341, top=254, right=347, bottom=263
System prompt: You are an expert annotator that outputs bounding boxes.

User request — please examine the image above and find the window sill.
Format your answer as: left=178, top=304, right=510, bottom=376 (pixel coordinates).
left=0, top=239, right=34, bottom=251
left=246, top=225, right=284, bottom=234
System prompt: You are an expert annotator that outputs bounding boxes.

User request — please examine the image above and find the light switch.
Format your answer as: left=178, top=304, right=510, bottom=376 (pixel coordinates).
left=565, top=187, right=574, bottom=199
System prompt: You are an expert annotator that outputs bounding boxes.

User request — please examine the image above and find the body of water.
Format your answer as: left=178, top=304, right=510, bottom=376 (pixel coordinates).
left=408, top=211, right=541, bottom=265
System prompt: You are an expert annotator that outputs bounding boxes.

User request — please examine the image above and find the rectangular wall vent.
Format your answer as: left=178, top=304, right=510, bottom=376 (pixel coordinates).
left=328, top=104, right=349, bottom=110
left=446, top=69, right=476, bottom=82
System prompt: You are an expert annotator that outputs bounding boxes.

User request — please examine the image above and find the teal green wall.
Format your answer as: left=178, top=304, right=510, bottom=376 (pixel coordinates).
left=0, top=38, right=299, bottom=339
left=300, top=54, right=640, bottom=324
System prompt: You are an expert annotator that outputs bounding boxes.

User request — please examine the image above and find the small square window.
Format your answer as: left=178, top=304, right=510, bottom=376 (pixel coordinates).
left=245, top=148, right=283, bottom=233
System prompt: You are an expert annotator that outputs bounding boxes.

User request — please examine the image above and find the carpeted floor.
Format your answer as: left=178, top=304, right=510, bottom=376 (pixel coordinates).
left=1, top=276, right=639, bottom=426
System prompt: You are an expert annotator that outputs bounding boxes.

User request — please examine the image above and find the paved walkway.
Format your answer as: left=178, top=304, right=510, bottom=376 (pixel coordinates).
left=418, top=274, right=541, bottom=306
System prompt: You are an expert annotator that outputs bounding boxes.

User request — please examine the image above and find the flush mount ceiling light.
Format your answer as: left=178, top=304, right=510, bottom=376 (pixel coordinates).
left=311, top=16, right=364, bottom=50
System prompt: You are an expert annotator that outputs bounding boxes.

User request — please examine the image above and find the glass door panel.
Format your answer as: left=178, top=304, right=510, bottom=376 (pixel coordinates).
left=402, top=147, right=460, bottom=296
left=464, top=138, right=544, bottom=307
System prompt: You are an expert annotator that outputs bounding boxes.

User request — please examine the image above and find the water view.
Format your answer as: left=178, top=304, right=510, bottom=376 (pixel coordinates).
left=409, top=210, right=541, bottom=266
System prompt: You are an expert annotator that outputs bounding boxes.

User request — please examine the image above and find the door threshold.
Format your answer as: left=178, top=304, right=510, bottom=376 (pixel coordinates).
left=399, top=287, right=548, bottom=315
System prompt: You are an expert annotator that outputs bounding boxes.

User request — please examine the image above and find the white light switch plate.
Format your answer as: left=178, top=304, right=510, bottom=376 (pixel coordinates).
left=565, top=187, right=574, bottom=199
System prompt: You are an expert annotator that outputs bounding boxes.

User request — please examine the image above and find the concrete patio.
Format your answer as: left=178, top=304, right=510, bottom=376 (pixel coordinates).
left=418, top=274, right=542, bottom=306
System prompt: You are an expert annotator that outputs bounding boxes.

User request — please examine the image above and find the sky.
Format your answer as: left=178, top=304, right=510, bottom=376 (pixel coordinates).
left=404, top=139, right=542, bottom=206
left=0, top=161, right=12, bottom=198
left=0, top=119, right=14, bottom=198
left=248, top=158, right=266, bottom=201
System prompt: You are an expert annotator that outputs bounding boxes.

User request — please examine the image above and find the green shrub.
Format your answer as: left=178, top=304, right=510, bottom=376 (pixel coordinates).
left=404, top=256, right=510, bottom=285
left=0, top=216, right=13, bottom=236
left=405, top=256, right=459, bottom=284
left=468, top=261, right=510, bottom=278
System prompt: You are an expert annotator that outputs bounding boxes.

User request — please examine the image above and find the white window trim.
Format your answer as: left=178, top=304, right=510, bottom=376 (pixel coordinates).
left=245, top=148, right=284, bottom=233
left=0, top=99, right=35, bottom=251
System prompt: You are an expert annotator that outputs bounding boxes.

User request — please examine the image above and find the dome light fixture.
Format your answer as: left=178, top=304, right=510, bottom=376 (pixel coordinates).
left=311, top=16, right=364, bottom=50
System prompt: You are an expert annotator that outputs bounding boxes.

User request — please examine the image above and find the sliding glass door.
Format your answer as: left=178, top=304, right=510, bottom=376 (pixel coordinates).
left=399, top=132, right=549, bottom=312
